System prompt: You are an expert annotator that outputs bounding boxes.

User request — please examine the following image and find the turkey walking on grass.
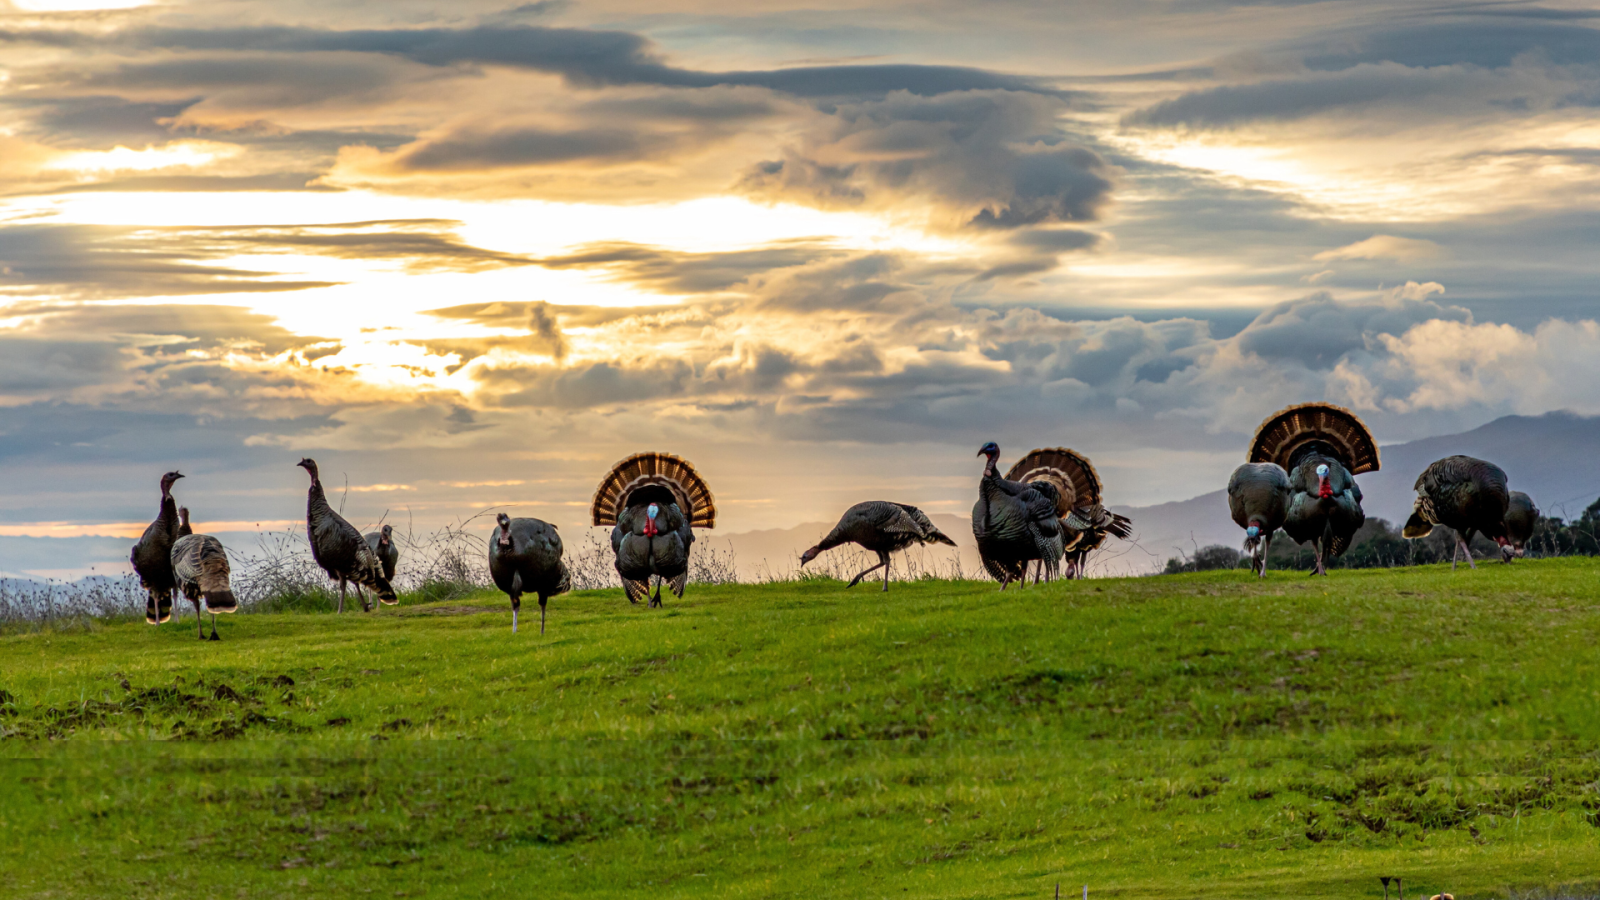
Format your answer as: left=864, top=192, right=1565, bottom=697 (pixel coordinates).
left=800, top=501, right=956, bottom=591
left=171, top=530, right=238, bottom=641
left=1227, top=462, right=1290, bottom=577
left=1005, top=448, right=1132, bottom=581
left=973, top=442, right=1066, bottom=590
left=297, top=458, right=397, bottom=611
left=1403, top=455, right=1511, bottom=570
left=364, top=524, right=399, bottom=583
left=489, top=513, right=570, bottom=633
left=591, top=452, right=715, bottom=607
left=1503, top=491, right=1539, bottom=562
left=131, top=470, right=184, bottom=625
left=1249, top=404, right=1379, bottom=576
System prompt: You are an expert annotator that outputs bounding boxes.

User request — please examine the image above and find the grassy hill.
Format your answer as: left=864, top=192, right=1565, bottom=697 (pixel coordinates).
left=4, top=561, right=1600, bottom=898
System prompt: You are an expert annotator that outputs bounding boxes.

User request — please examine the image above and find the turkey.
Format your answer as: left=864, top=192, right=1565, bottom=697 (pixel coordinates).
left=1249, top=403, right=1380, bottom=576
left=1227, top=462, right=1291, bottom=577
left=130, top=470, right=184, bottom=625
left=592, top=452, right=715, bottom=607
left=177, top=507, right=192, bottom=538
left=973, top=442, right=1066, bottom=590
left=800, top=501, right=957, bottom=591
left=364, top=523, right=399, bottom=583
left=489, top=512, right=570, bottom=633
left=171, top=531, right=238, bottom=641
left=1502, top=491, right=1539, bottom=562
left=1402, top=455, right=1511, bottom=570
left=296, top=458, right=397, bottom=611
left=1005, top=448, right=1132, bottom=581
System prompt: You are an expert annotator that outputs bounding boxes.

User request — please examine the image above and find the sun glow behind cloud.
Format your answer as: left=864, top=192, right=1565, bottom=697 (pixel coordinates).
left=45, top=142, right=242, bottom=175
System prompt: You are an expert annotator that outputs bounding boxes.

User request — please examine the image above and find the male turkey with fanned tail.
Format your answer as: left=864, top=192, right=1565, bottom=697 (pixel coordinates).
left=131, top=470, right=184, bottom=625
left=1403, top=455, right=1512, bottom=570
left=1248, top=403, right=1380, bottom=576
left=1227, top=462, right=1290, bottom=577
left=489, top=512, right=569, bottom=633
left=1005, top=448, right=1132, bottom=581
left=296, top=458, right=397, bottom=612
left=591, top=452, right=716, bottom=607
left=800, top=501, right=957, bottom=591
left=973, top=442, right=1066, bottom=590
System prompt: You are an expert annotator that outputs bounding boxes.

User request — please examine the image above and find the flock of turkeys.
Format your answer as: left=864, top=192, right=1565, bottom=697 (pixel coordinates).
left=127, top=402, right=1539, bottom=639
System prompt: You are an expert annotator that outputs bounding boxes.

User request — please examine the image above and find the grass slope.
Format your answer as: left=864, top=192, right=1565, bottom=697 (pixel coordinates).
left=3, top=560, right=1600, bottom=899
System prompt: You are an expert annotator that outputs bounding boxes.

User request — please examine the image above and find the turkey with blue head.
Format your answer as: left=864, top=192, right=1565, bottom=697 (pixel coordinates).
left=1248, top=403, right=1380, bottom=577
left=1227, top=462, right=1290, bottom=577
left=973, top=442, right=1067, bottom=590
left=1005, top=448, right=1132, bottom=581
left=591, top=452, right=715, bottom=607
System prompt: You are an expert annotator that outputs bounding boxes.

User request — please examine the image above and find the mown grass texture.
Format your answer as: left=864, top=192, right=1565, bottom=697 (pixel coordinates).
left=3, top=559, right=1600, bottom=899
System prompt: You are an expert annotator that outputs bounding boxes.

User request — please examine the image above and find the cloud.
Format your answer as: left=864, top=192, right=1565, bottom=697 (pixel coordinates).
left=1314, top=234, right=1447, bottom=262
left=0, top=24, right=1058, bottom=98
left=739, top=90, right=1117, bottom=231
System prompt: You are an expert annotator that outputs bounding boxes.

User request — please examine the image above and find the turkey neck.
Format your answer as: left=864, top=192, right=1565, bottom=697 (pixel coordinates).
left=157, top=495, right=180, bottom=540
left=305, top=473, right=333, bottom=522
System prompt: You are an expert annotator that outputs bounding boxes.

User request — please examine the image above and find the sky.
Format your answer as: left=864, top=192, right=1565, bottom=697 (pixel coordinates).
left=2, top=0, right=1600, bottom=573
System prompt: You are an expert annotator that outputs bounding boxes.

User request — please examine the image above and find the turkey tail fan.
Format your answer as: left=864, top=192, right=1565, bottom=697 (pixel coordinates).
left=622, top=577, right=651, bottom=604
left=590, top=452, right=717, bottom=529
left=1103, top=511, right=1133, bottom=540
left=668, top=570, right=689, bottom=598
left=1005, top=448, right=1103, bottom=517
left=1248, top=403, right=1380, bottom=474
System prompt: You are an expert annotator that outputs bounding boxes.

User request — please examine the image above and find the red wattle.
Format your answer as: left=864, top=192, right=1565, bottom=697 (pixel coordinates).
left=1318, top=480, right=1333, bottom=500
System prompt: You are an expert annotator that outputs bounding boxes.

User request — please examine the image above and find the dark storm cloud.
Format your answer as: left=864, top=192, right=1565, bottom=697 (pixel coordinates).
left=0, top=24, right=1059, bottom=99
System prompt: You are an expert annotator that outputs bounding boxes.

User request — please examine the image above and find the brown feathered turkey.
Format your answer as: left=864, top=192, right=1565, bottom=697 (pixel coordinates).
left=800, top=501, right=956, bottom=591
left=296, top=458, right=397, bottom=611
left=1249, top=403, right=1378, bottom=576
left=1004, top=448, right=1132, bottom=581
left=1227, top=462, right=1290, bottom=577
left=130, top=470, right=183, bottom=625
left=1502, top=491, right=1539, bottom=562
left=1403, top=455, right=1511, bottom=570
left=171, top=530, right=238, bottom=641
left=592, top=452, right=714, bottom=606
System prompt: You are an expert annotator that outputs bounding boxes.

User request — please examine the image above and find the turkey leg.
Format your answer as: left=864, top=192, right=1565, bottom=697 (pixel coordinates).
left=539, top=596, right=548, bottom=634
left=1456, top=532, right=1477, bottom=570
left=208, top=612, right=220, bottom=641
left=338, top=578, right=347, bottom=614
left=193, top=595, right=205, bottom=640
left=847, top=558, right=887, bottom=589
left=881, top=553, right=891, bottom=592
left=511, top=593, right=520, bottom=634
left=1259, top=534, right=1272, bottom=578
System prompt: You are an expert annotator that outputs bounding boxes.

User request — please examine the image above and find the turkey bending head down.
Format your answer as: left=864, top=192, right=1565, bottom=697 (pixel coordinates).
left=1248, top=403, right=1380, bottom=577
left=592, top=452, right=715, bottom=607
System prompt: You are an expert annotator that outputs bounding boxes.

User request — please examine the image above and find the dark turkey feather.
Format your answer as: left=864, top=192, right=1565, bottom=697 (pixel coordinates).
left=365, top=524, right=399, bottom=582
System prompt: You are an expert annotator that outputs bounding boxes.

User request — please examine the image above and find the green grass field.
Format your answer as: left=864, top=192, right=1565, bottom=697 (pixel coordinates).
left=4, top=559, right=1600, bottom=899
